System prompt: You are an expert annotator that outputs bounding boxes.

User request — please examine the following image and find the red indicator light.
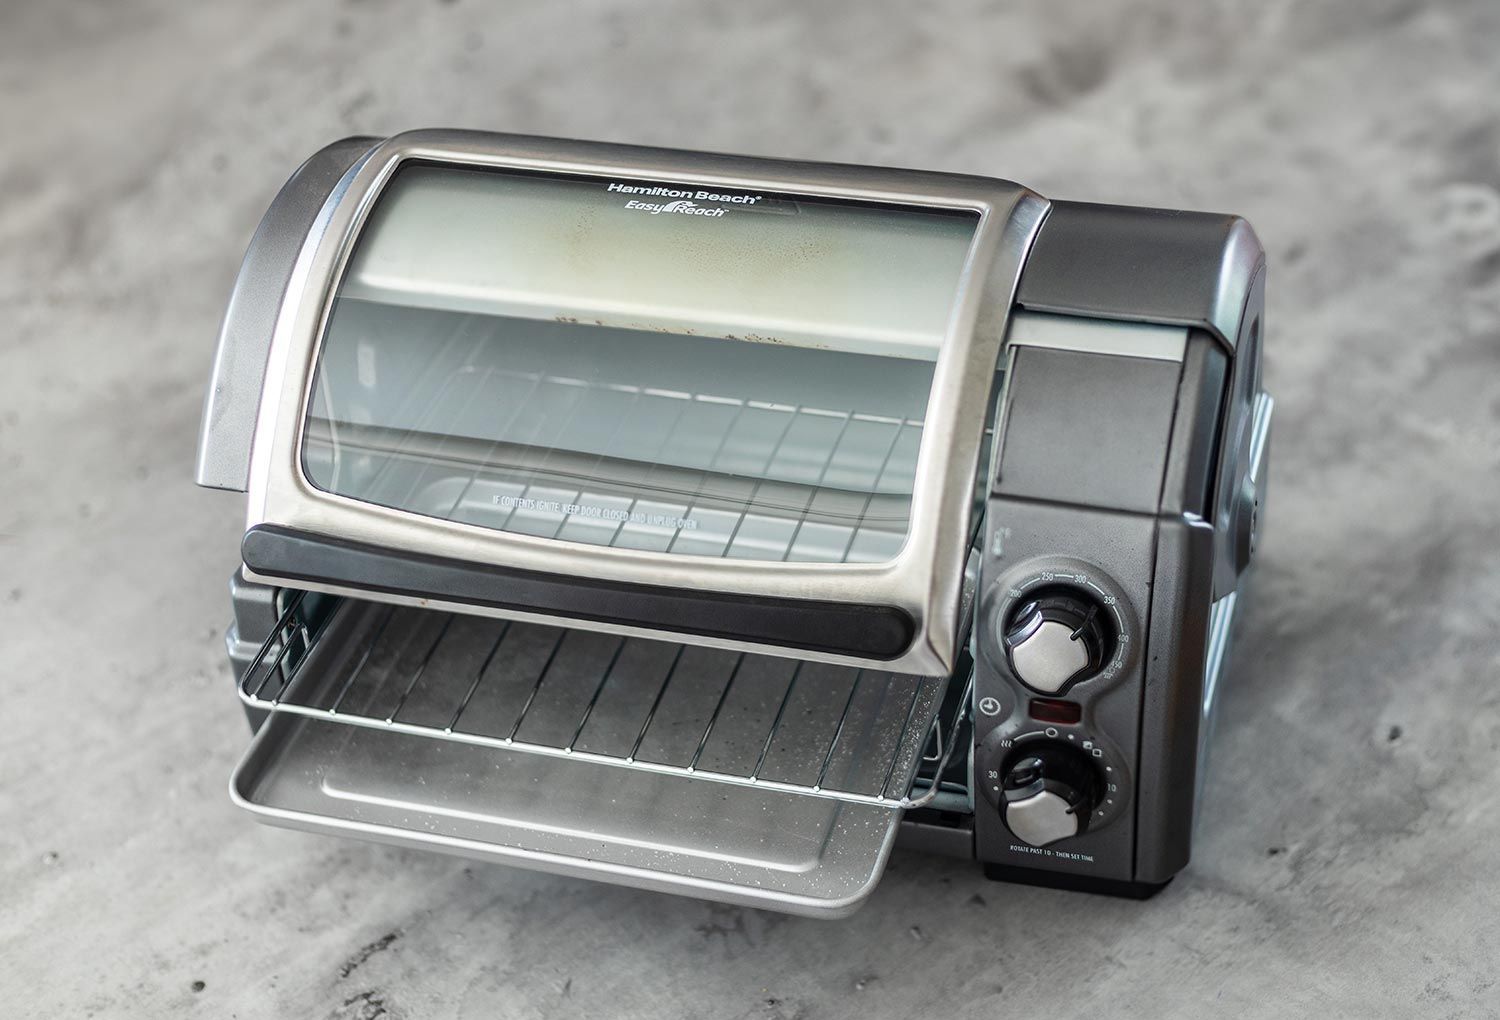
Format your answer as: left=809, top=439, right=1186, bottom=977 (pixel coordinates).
left=1029, top=698, right=1082, bottom=725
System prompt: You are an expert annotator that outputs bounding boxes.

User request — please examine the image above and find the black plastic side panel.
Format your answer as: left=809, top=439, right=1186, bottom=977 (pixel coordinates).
left=1131, top=516, right=1216, bottom=882
left=1015, top=200, right=1264, bottom=350
left=1210, top=266, right=1267, bottom=598
left=195, top=136, right=378, bottom=492
left=241, top=525, right=916, bottom=660
left=976, top=339, right=1233, bottom=889
left=1159, top=334, right=1228, bottom=518
left=995, top=347, right=1182, bottom=514
left=970, top=201, right=1264, bottom=896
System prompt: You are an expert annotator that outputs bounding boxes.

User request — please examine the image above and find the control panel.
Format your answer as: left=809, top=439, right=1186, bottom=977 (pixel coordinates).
left=958, top=204, right=1265, bottom=896
left=973, top=543, right=1147, bottom=880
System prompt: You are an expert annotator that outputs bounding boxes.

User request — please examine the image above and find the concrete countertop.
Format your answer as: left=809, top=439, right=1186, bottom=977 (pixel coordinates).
left=2, top=1, right=1498, bottom=1017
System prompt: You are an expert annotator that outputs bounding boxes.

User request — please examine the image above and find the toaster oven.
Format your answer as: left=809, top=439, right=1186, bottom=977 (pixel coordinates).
left=197, top=130, right=1272, bottom=917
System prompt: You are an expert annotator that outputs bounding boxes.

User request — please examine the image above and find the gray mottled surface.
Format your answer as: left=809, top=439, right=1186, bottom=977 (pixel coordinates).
left=3, top=1, right=1499, bottom=1017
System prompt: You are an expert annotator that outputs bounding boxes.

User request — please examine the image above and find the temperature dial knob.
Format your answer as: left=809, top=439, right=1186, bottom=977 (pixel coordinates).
left=1001, top=591, right=1108, bottom=694
left=1001, top=743, right=1101, bottom=847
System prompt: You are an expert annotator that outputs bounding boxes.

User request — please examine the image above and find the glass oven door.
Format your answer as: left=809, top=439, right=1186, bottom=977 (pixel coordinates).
left=244, top=133, right=1045, bottom=672
left=306, top=165, right=971, bottom=563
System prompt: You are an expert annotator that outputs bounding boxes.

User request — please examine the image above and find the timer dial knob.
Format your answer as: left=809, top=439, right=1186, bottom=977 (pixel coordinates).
left=1001, top=743, right=1102, bottom=848
left=1001, top=591, right=1108, bottom=694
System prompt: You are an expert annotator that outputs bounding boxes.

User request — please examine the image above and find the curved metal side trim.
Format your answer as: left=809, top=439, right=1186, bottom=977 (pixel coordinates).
left=196, top=137, right=379, bottom=491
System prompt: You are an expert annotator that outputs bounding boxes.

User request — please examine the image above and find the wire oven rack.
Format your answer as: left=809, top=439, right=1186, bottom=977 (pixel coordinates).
left=241, top=591, right=969, bottom=810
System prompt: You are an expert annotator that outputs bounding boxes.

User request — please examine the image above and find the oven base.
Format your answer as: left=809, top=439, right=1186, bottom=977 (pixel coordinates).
left=982, top=863, right=1171, bottom=900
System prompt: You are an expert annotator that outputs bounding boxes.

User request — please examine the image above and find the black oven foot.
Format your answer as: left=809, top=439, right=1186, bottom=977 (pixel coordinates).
left=982, top=864, right=1172, bottom=900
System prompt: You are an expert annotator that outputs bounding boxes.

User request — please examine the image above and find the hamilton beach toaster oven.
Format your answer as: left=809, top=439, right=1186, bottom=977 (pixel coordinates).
left=197, top=130, right=1272, bottom=917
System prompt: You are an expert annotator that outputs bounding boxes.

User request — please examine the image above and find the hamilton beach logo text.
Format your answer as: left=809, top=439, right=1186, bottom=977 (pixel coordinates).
left=608, top=181, right=761, bottom=217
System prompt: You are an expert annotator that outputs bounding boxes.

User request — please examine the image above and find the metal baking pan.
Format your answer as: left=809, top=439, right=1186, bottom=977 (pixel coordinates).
left=230, top=598, right=957, bottom=916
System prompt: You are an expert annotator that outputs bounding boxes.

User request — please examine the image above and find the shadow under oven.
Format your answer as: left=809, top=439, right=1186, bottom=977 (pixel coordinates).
left=199, top=131, right=1272, bottom=917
